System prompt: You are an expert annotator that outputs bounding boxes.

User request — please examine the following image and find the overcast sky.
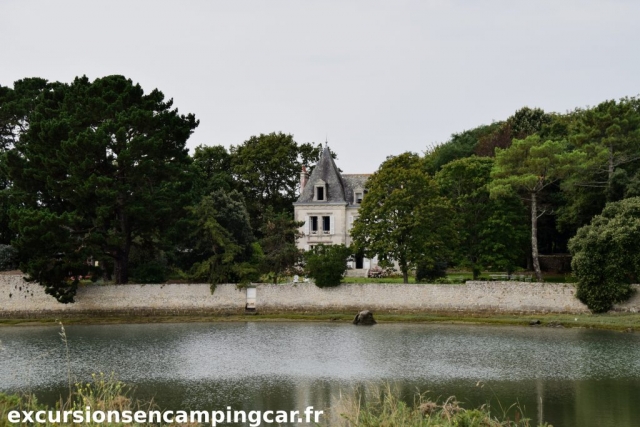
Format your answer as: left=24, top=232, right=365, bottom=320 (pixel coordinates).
left=2, top=0, right=639, bottom=172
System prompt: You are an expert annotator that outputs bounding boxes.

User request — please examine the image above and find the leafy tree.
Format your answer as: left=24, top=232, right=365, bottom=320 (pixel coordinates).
left=0, top=244, right=18, bottom=271
left=0, top=78, right=53, bottom=151
left=230, top=132, right=323, bottom=229
left=10, top=209, right=95, bottom=302
left=474, top=107, right=552, bottom=158
left=489, top=136, right=582, bottom=281
left=7, top=75, right=198, bottom=301
left=415, top=260, right=447, bottom=283
left=474, top=122, right=512, bottom=157
left=568, top=197, right=640, bottom=312
left=559, top=98, right=640, bottom=232
left=304, top=244, right=351, bottom=288
left=0, top=79, right=55, bottom=245
left=191, top=144, right=234, bottom=196
left=187, top=189, right=259, bottom=286
left=436, top=157, right=527, bottom=279
left=424, top=123, right=501, bottom=174
left=352, top=152, right=455, bottom=283
left=259, top=207, right=303, bottom=284
left=508, top=107, right=552, bottom=139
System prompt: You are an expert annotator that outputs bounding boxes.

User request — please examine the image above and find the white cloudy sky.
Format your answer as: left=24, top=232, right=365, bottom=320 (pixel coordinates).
left=2, top=0, right=639, bottom=172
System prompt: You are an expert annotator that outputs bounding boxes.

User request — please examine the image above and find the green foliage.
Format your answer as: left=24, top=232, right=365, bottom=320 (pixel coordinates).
left=6, top=75, right=198, bottom=300
left=0, top=80, right=56, bottom=245
left=11, top=209, right=92, bottom=302
left=424, top=123, right=501, bottom=174
left=0, top=78, right=52, bottom=151
left=304, top=244, right=351, bottom=288
left=352, top=152, right=455, bottom=283
left=0, top=373, right=159, bottom=427
left=560, top=97, right=640, bottom=231
left=187, top=189, right=259, bottom=285
left=131, top=260, right=167, bottom=284
left=191, top=144, right=234, bottom=195
left=437, top=157, right=527, bottom=278
left=259, top=207, right=303, bottom=284
left=490, top=136, right=580, bottom=197
left=490, top=135, right=583, bottom=281
left=415, top=260, right=447, bottom=283
left=508, top=106, right=553, bottom=139
left=230, top=132, right=323, bottom=228
left=0, top=244, right=17, bottom=271
left=569, top=197, right=640, bottom=312
left=336, top=386, right=545, bottom=427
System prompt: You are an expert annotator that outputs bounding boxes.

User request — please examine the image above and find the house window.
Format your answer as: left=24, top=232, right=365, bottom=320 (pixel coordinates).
left=355, top=192, right=363, bottom=204
left=310, top=216, right=319, bottom=234
left=309, top=215, right=331, bottom=235
left=322, top=216, right=331, bottom=234
left=314, top=180, right=327, bottom=202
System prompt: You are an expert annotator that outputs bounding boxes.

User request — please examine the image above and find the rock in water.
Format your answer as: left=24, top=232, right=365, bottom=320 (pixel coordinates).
left=353, top=310, right=377, bottom=325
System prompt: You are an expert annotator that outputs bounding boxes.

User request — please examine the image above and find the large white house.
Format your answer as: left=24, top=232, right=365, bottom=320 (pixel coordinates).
left=293, top=144, right=377, bottom=271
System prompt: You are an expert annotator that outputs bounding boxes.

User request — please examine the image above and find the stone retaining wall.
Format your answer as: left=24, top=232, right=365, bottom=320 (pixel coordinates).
left=1, top=274, right=638, bottom=318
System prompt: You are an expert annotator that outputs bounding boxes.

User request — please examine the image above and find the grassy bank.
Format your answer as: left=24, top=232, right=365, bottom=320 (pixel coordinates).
left=1, top=378, right=548, bottom=427
left=333, top=386, right=549, bottom=427
left=1, top=311, right=638, bottom=331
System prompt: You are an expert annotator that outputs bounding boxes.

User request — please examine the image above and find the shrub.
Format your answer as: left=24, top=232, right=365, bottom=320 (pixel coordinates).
left=131, top=260, right=167, bottom=284
left=304, top=244, right=351, bottom=288
left=0, top=245, right=18, bottom=271
left=569, top=197, right=640, bottom=313
left=334, top=384, right=543, bottom=427
left=415, top=260, right=447, bottom=283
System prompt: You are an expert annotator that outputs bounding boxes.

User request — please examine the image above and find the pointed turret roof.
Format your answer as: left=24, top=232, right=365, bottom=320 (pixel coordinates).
left=295, top=144, right=347, bottom=204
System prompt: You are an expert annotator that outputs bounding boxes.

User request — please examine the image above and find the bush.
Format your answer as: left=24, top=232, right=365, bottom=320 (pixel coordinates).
left=131, top=260, right=167, bottom=284
left=415, top=260, right=447, bottom=283
left=304, top=244, right=351, bottom=288
left=0, top=245, right=18, bottom=271
left=569, top=197, right=640, bottom=313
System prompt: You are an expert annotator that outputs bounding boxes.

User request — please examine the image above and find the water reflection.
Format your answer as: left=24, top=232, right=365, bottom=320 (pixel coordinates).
left=1, top=322, right=639, bottom=427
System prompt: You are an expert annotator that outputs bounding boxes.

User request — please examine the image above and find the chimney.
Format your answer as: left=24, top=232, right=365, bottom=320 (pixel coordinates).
left=300, top=166, right=309, bottom=192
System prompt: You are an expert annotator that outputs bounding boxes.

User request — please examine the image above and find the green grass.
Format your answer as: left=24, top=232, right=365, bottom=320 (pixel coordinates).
left=331, top=385, right=549, bottom=427
left=0, top=377, right=549, bottom=427
left=343, top=271, right=576, bottom=284
left=0, top=374, right=161, bottom=427
left=343, top=276, right=418, bottom=283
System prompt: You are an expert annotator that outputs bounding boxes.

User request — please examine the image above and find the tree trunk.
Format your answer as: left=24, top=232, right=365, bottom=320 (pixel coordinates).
left=531, top=192, right=543, bottom=282
left=114, top=248, right=130, bottom=284
left=400, top=259, right=409, bottom=284
left=114, top=206, right=131, bottom=284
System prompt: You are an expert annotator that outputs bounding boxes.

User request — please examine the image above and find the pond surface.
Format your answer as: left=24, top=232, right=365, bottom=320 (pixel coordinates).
left=1, top=322, right=639, bottom=426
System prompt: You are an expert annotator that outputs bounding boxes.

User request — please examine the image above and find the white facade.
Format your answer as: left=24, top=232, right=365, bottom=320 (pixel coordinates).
left=293, top=145, right=375, bottom=270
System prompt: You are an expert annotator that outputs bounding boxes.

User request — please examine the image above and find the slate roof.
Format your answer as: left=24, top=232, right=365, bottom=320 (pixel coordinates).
left=342, top=174, right=371, bottom=205
left=295, top=145, right=370, bottom=206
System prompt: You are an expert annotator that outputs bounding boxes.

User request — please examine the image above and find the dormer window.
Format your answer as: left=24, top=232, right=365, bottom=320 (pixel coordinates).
left=314, top=179, right=327, bottom=202
left=354, top=187, right=365, bottom=204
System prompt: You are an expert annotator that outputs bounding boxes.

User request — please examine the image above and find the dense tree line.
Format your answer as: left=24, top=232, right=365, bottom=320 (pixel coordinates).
left=0, top=75, right=319, bottom=302
left=353, top=100, right=640, bottom=312
left=2, top=75, right=638, bottom=311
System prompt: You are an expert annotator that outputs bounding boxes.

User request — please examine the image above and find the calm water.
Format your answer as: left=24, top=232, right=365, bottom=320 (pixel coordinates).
left=1, top=322, right=639, bottom=427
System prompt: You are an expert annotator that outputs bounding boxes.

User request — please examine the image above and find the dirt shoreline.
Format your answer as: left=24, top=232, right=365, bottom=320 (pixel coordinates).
left=0, top=311, right=638, bottom=331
